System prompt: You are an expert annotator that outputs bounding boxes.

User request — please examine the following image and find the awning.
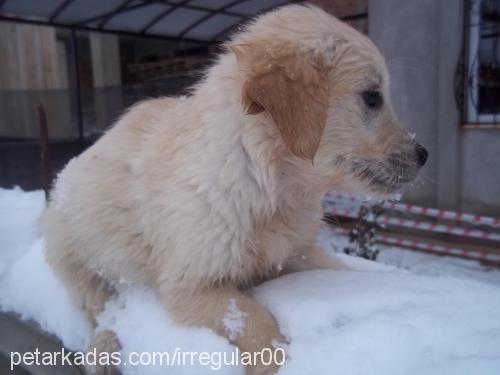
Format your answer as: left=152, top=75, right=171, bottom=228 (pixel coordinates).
left=0, top=0, right=302, bottom=43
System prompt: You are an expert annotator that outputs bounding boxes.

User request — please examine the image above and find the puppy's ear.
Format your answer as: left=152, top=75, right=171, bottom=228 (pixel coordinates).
left=233, top=42, right=330, bottom=161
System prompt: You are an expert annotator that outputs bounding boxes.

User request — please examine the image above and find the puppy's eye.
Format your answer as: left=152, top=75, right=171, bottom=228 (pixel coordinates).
left=361, top=90, right=383, bottom=110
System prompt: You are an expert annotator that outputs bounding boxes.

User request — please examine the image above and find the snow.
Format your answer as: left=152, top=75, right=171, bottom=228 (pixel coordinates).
left=255, top=270, right=500, bottom=375
left=1, top=187, right=500, bottom=374
left=222, top=298, right=248, bottom=341
left=318, top=230, right=500, bottom=287
left=0, top=187, right=45, bottom=276
left=0, top=238, right=91, bottom=350
left=378, top=245, right=500, bottom=286
left=97, top=287, right=241, bottom=374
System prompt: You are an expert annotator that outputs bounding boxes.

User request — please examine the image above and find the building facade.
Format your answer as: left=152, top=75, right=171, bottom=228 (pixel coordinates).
left=370, top=0, right=500, bottom=215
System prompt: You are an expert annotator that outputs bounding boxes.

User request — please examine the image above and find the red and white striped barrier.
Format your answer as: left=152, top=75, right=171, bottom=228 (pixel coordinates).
left=326, top=206, right=500, bottom=242
left=376, top=234, right=500, bottom=263
left=383, top=201, right=500, bottom=229
left=324, top=192, right=500, bottom=263
left=325, top=192, right=500, bottom=229
left=326, top=225, right=500, bottom=263
left=378, top=216, right=500, bottom=242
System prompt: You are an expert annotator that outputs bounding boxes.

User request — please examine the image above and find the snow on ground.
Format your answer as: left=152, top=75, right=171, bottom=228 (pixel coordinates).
left=318, top=228, right=500, bottom=287
left=1, top=187, right=500, bottom=374
left=0, top=187, right=45, bottom=276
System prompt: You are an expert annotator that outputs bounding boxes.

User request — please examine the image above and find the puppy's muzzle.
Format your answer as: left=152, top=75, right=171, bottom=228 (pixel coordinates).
left=414, top=143, right=428, bottom=168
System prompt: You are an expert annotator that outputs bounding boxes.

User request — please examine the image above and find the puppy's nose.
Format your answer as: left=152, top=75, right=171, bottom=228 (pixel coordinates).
left=415, top=143, right=428, bottom=167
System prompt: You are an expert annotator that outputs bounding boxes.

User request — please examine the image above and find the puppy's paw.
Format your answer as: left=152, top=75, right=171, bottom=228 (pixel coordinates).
left=86, top=330, right=121, bottom=375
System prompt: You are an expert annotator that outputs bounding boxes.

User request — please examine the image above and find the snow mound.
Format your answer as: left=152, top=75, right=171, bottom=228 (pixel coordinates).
left=255, top=270, right=500, bottom=375
left=1, top=187, right=500, bottom=374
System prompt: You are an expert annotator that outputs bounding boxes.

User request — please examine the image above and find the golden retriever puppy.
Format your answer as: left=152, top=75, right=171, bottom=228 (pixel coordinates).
left=41, top=4, right=427, bottom=374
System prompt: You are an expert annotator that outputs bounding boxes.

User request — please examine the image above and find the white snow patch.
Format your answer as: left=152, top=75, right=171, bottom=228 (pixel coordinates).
left=0, top=238, right=91, bottom=350
left=254, top=270, right=500, bottom=375
left=0, top=187, right=45, bottom=276
left=1, top=187, right=500, bottom=375
left=98, top=287, right=241, bottom=375
left=319, top=229, right=500, bottom=287
left=222, top=298, right=248, bottom=341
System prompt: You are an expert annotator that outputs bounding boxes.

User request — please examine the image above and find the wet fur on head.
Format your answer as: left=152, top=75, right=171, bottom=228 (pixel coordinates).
left=227, top=4, right=426, bottom=196
left=41, top=4, right=426, bottom=375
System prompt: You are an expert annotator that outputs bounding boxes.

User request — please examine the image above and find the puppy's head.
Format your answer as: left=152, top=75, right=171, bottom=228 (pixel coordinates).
left=230, top=4, right=428, bottom=196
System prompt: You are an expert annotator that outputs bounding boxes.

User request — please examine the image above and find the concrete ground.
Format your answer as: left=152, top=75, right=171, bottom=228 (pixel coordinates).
left=0, top=312, right=84, bottom=374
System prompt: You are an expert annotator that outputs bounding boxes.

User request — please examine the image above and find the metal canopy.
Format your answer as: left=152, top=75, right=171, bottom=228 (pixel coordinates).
left=0, top=0, right=302, bottom=43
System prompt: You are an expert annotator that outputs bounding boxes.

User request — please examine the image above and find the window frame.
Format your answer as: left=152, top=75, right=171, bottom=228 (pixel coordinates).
left=463, top=0, right=500, bottom=125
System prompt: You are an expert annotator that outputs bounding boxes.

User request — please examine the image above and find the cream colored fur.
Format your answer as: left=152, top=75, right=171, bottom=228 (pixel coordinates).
left=42, top=4, right=423, bottom=375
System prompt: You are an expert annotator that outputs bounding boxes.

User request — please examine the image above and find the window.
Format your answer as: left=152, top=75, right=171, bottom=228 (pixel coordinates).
left=461, top=0, right=500, bottom=126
